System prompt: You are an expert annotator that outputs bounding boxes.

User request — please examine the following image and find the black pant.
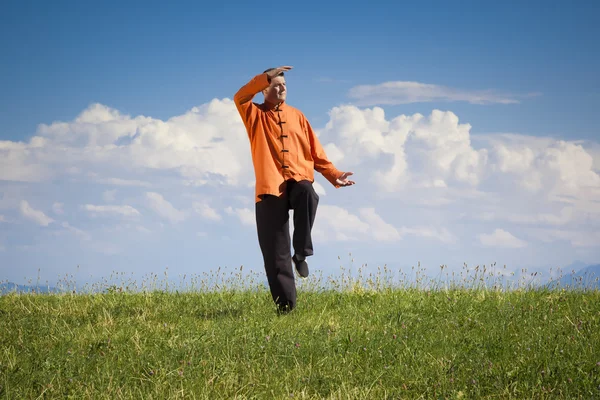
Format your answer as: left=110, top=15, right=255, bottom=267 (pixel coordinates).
left=255, top=179, right=319, bottom=310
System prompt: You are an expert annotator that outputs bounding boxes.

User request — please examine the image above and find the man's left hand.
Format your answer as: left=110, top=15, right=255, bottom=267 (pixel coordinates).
left=336, top=172, right=355, bottom=187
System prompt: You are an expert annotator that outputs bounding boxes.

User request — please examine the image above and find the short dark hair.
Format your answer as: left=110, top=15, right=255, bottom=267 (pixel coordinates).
left=263, top=68, right=284, bottom=77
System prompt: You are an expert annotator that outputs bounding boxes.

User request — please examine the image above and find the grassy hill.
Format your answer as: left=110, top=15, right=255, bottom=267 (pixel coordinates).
left=1, top=266, right=599, bottom=399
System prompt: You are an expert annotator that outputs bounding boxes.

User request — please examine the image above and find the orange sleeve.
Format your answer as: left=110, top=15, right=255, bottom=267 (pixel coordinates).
left=304, top=115, right=343, bottom=188
left=234, top=73, right=270, bottom=139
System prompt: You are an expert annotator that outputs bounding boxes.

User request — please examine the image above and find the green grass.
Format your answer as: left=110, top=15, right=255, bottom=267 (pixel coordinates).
left=1, top=264, right=599, bottom=399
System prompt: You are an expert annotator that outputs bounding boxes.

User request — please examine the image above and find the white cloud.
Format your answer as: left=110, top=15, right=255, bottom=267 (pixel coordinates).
left=358, top=208, right=401, bottom=241
left=225, top=207, right=254, bottom=226
left=0, top=138, right=53, bottom=182
left=319, top=106, right=487, bottom=191
left=83, top=204, right=141, bottom=217
left=103, top=190, right=117, bottom=202
left=490, top=143, right=536, bottom=174
left=526, top=228, right=600, bottom=248
left=19, top=200, right=54, bottom=226
left=507, top=207, right=574, bottom=226
left=4, top=100, right=252, bottom=189
left=318, top=107, right=600, bottom=233
left=145, top=192, right=185, bottom=223
left=399, top=226, right=457, bottom=244
left=538, top=140, right=600, bottom=197
left=97, top=178, right=152, bottom=187
left=475, top=133, right=600, bottom=198
left=472, top=206, right=577, bottom=227
left=478, top=229, right=527, bottom=248
left=587, top=141, right=600, bottom=172
left=313, top=205, right=456, bottom=244
left=313, top=205, right=371, bottom=242
left=322, top=143, right=345, bottom=165
left=194, top=202, right=221, bottom=221
left=313, top=181, right=326, bottom=196
left=52, top=202, right=64, bottom=215
left=347, top=81, right=537, bottom=106
left=60, top=221, right=91, bottom=240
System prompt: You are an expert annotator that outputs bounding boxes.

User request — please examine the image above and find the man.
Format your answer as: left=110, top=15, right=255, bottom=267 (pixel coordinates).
left=234, top=65, right=355, bottom=313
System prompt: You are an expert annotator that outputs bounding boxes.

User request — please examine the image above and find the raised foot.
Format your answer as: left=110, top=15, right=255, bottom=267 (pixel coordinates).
left=293, top=254, right=309, bottom=278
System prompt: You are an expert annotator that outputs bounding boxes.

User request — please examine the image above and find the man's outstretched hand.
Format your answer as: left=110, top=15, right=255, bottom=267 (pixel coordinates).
left=336, top=172, right=355, bottom=187
left=266, top=66, right=293, bottom=78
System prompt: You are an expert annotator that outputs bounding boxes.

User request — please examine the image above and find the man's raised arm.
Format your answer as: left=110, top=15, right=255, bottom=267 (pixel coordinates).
left=233, top=73, right=271, bottom=142
left=234, top=74, right=267, bottom=107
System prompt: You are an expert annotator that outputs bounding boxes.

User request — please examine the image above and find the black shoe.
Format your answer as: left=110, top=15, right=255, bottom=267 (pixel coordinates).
left=293, top=254, right=309, bottom=278
left=276, top=301, right=294, bottom=315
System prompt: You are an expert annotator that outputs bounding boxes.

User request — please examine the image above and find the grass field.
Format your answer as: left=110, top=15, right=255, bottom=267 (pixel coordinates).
left=1, top=263, right=599, bottom=399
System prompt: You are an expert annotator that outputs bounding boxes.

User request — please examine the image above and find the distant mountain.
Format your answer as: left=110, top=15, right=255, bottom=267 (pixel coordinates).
left=0, top=282, right=60, bottom=295
left=563, top=260, right=589, bottom=271
left=546, top=264, right=600, bottom=290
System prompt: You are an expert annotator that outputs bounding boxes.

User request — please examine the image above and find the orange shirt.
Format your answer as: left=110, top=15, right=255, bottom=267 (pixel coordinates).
left=234, top=73, right=343, bottom=203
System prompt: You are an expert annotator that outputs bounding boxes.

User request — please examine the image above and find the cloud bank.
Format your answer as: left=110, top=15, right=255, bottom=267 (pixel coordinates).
left=0, top=98, right=598, bottom=284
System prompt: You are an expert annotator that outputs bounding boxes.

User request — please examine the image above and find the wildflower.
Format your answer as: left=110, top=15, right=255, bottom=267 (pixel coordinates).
left=295, top=342, right=300, bottom=348
left=393, top=334, right=397, bottom=340
left=266, top=335, right=271, bottom=342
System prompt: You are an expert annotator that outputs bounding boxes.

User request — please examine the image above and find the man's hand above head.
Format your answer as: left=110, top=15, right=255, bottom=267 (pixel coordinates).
left=266, top=66, right=293, bottom=79
left=336, top=172, right=355, bottom=187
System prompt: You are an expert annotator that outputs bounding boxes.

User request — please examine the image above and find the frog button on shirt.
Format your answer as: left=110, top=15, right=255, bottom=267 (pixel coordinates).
left=234, top=72, right=343, bottom=203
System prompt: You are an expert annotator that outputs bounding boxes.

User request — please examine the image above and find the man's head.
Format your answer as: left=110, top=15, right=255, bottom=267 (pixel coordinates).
left=262, top=68, right=287, bottom=105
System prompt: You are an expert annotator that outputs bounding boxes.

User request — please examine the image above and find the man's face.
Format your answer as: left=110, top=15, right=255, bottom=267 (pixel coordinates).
left=263, top=76, right=287, bottom=104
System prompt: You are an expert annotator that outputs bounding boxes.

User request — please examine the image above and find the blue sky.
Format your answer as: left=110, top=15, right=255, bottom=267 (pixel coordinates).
left=1, top=0, right=599, bottom=288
